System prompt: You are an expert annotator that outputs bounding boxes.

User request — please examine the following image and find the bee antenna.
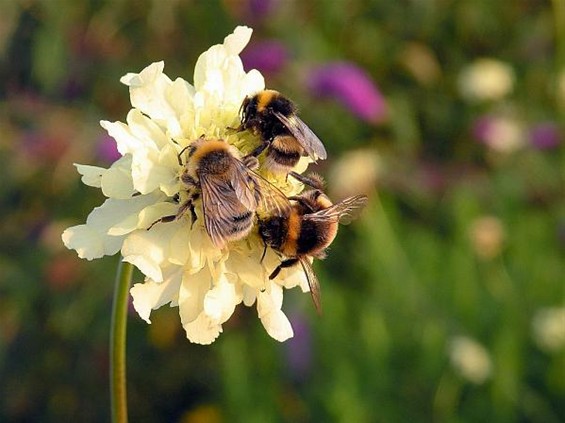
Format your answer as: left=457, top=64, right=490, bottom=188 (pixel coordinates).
left=177, top=145, right=191, bottom=166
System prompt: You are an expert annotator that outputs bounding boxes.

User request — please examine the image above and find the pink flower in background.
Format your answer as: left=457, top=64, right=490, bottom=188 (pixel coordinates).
left=247, top=0, right=279, bottom=20
left=241, top=40, right=289, bottom=75
left=308, top=61, right=387, bottom=123
left=472, top=114, right=525, bottom=153
left=224, top=0, right=280, bottom=23
left=97, top=133, right=121, bottom=163
left=529, top=122, right=561, bottom=150
left=285, top=313, right=312, bottom=382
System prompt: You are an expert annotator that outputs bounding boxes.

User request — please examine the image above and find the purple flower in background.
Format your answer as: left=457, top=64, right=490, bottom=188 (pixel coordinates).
left=248, top=0, right=279, bottom=20
left=224, top=0, right=280, bottom=23
left=97, top=133, right=121, bottom=163
left=308, top=61, right=387, bottom=123
left=241, top=40, right=289, bottom=75
left=285, top=313, right=312, bottom=382
left=529, top=122, right=561, bottom=150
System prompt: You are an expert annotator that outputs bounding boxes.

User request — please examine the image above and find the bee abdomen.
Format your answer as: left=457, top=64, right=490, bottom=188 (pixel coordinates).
left=231, top=210, right=253, bottom=223
left=266, top=139, right=301, bottom=170
left=227, top=211, right=254, bottom=237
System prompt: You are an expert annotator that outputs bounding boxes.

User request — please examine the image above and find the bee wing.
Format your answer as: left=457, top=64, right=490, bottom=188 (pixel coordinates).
left=251, top=172, right=293, bottom=218
left=230, top=159, right=261, bottom=210
left=305, top=195, right=368, bottom=225
left=273, top=111, right=327, bottom=161
left=199, top=172, right=255, bottom=249
left=298, top=257, right=322, bottom=315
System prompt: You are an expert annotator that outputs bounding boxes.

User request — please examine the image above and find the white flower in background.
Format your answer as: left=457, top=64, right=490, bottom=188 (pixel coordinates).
left=532, top=307, right=565, bottom=353
left=474, top=114, right=526, bottom=154
left=449, top=336, right=493, bottom=384
left=328, top=148, right=381, bottom=198
left=458, top=58, right=515, bottom=102
left=468, top=216, right=505, bottom=260
left=62, top=26, right=311, bottom=344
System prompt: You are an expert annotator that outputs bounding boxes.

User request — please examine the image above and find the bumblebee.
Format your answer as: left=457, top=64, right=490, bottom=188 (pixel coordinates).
left=258, top=182, right=368, bottom=313
left=237, top=90, right=327, bottom=183
left=149, top=137, right=290, bottom=249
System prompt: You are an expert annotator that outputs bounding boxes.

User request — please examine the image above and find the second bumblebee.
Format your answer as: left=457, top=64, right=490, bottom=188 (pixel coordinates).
left=237, top=90, right=327, bottom=182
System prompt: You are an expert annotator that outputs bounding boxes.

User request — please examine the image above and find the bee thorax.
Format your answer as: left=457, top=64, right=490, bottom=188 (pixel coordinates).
left=198, top=150, right=233, bottom=175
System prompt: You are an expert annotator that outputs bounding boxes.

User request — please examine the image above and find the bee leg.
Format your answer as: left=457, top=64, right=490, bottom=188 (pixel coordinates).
left=147, top=214, right=177, bottom=230
left=226, top=124, right=244, bottom=133
left=287, top=196, right=315, bottom=213
left=269, top=258, right=299, bottom=280
left=246, top=141, right=269, bottom=158
left=189, top=204, right=197, bottom=229
left=260, top=242, right=267, bottom=263
left=147, top=198, right=194, bottom=230
left=242, top=155, right=259, bottom=170
left=288, top=171, right=325, bottom=190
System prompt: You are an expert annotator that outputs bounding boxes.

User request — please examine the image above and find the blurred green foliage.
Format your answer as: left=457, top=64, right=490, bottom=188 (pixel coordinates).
left=1, top=0, right=564, bottom=422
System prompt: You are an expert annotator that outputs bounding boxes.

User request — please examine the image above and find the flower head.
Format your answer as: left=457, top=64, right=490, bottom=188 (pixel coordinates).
left=458, top=58, right=515, bottom=103
left=62, top=27, right=311, bottom=344
left=449, top=336, right=493, bottom=384
left=468, top=216, right=506, bottom=260
left=532, top=306, right=565, bottom=353
left=473, top=114, right=525, bottom=153
left=241, top=40, right=289, bottom=75
left=529, top=122, right=561, bottom=150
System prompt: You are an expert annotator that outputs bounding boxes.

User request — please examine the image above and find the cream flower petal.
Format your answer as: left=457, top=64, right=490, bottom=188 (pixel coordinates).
left=185, top=223, right=225, bottom=272
left=178, top=267, right=213, bottom=324
left=74, top=164, right=104, bottom=188
left=102, top=111, right=179, bottom=195
left=242, top=285, right=257, bottom=307
left=108, top=201, right=179, bottom=236
left=183, top=313, right=223, bottom=345
left=121, top=62, right=195, bottom=139
left=225, top=242, right=269, bottom=289
left=62, top=193, right=161, bottom=260
left=121, top=221, right=182, bottom=282
left=260, top=308, right=294, bottom=342
left=100, top=156, right=135, bottom=199
left=130, top=265, right=183, bottom=323
left=257, top=285, right=294, bottom=342
left=278, top=266, right=310, bottom=292
left=120, top=61, right=176, bottom=120
left=224, top=26, right=253, bottom=55
left=203, top=272, right=242, bottom=323
left=168, top=224, right=193, bottom=266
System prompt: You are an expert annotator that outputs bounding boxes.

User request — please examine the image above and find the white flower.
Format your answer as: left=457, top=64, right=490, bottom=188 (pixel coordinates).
left=458, top=58, right=515, bottom=102
left=476, top=114, right=526, bottom=154
left=468, top=216, right=505, bottom=260
left=62, top=26, right=311, bottom=344
left=328, top=148, right=381, bottom=198
left=449, top=336, right=493, bottom=384
left=532, top=307, right=565, bottom=353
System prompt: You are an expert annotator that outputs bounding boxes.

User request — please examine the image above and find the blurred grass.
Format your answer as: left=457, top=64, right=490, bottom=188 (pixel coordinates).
left=1, top=0, right=564, bottom=422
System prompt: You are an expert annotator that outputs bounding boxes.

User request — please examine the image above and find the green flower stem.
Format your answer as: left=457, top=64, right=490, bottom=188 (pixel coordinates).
left=110, top=260, right=133, bottom=423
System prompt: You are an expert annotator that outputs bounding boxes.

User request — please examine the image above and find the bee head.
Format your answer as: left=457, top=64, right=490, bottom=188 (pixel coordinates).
left=258, top=216, right=284, bottom=248
left=240, top=95, right=257, bottom=126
